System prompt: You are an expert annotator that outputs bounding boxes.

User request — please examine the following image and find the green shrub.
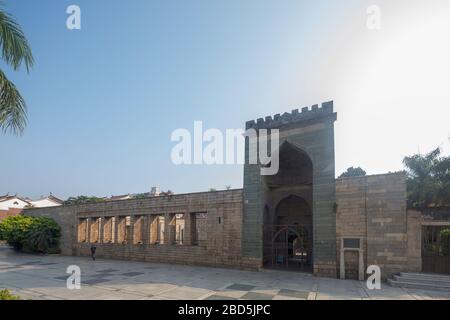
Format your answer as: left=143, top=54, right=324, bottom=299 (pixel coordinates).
left=0, top=215, right=33, bottom=251
left=23, top=217, right=61, bottom=253
left=0, top=289, right=21, bottom=300
left=441, top=229, right=450, bottom=256
left=0, top=215, right=61, bottom=253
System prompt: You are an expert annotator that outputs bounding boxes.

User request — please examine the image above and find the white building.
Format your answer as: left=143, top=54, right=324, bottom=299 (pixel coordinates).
left=30, top=195, right=63, bottom=208
left=0, top=195, right=31, bottom=211
left=0, top=194, right=63, bottom=211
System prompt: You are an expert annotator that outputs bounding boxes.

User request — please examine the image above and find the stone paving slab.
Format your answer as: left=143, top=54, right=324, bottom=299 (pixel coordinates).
left=0, top=246, right=449, bottom=300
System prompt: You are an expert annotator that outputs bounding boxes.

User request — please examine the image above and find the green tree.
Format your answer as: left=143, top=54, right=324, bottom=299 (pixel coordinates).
left=63, top=196, right=105, bottom=206
left=0, top=2, right=34, bottom=135
left=338, top=167, right=367, bottom=178
left=403, top=148, right=450, bottom=208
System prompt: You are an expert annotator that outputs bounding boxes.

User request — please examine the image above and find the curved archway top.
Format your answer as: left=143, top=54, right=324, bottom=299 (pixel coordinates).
left=260, top=140, right=314, bottom=170
left=274, top=194, right=311, bottom=212
left=263, top=140, right=313, bottom=169
left=267, top=191, right=313, bottom=214
left=278, top=140, right=315, bottom=166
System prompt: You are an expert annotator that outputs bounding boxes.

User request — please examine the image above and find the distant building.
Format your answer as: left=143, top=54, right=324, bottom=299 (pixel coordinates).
left=0, top=194, right=63, bottom=221
left=150, top=187, right=161, bottom=197
left=107, top=187, right=166, bottom=202
left=0, top=195, right=30, bottom=211
left=108, top=194, right=133, bottom=201
left=29, top=195, right=64, bottom=208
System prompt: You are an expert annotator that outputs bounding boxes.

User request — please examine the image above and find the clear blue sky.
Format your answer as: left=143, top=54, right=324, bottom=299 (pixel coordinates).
left=1, top=0, right=449, bottom=199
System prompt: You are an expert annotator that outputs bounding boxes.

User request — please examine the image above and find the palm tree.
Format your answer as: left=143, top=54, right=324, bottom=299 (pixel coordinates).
left=403, top=148, right=450, bottom=208
left=0, top=2, right=33, bottom=135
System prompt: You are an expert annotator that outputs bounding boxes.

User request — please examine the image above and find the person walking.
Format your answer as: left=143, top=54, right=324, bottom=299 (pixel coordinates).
left=90, top=245, right=97, bottom=261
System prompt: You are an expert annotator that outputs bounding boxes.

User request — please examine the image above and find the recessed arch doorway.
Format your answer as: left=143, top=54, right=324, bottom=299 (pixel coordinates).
left=263, top=195, right=313, bottom=272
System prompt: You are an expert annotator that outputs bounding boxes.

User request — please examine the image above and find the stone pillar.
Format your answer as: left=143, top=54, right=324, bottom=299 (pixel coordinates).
left=132, top=216, right=143, bottom=244
left=184, top=212, right=192, bottom=245
left=86, top=218, right=91, bottom=243
left=164, top=213, right=170, bottom=245
left=127, top=216, right=135, bottom=244
left=358, top=250, right=364, bottom=281
left=170, top=214, right=177, bottom=244
left=113, top=216, right=119, bottom=244
left=164, top=213, right=174, bottom=245
left=141, top=216, right=149, bottom=244
left=149, top=215, right=158, bottom=244
left=110, top=217, right=115, bottom=243
left=340, top=250, right=345, bottom=280
left=78, top=219, right=87, bottom=242
left=99, top=217, right=105, bottom=244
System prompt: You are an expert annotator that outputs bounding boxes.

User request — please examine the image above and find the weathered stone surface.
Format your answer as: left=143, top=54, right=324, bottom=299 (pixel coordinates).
left=336, top=172, right=413, bottom=279
left=24, top=103, right=421, bottom=280
left=26, top=190, right=252, bottom=269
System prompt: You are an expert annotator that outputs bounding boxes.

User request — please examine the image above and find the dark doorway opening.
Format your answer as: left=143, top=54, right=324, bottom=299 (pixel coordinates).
left=263, top=195, right=313, bottom=272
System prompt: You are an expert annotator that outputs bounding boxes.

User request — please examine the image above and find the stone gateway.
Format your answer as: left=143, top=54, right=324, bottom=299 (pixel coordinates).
left=25, top=101, right=424, bottom=280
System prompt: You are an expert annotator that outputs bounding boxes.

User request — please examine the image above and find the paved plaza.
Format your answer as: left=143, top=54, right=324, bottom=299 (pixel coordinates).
left=0, top=246, right=449, bottom=300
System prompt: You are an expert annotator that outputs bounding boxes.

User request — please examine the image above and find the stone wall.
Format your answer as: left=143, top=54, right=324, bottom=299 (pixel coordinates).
left=25, top=190, right=251, bottom=269
left=336, top=172, right=411, bottom=279
left=24, top=173, right=419, bottom=278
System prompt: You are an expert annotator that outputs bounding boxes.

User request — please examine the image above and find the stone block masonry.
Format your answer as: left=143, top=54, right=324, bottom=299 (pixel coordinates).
left=25, top=174, right=414, bottom=278
left=336, top=172, right=413, bottom=280
left=25, top=189, right=254, bottom=270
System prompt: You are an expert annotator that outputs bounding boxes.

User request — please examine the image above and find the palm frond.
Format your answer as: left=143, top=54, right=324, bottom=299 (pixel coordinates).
left=0, top=5, right=34, bottom=72
left=0, top=69, right=27, bottom=134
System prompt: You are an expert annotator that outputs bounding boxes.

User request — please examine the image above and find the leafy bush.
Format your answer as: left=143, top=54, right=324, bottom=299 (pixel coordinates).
left=441, top=229, right=450, bottom=256
left=0, top=215, right=61, bottom=253
left=0, top=215, right=33, bottom=251
left=23, top=217, right=61, bottom=253
left=0, top=289, right=21, bottom=300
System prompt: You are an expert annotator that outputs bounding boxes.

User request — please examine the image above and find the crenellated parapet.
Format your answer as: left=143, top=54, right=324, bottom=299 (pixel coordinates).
left=246, top=100, right=335, bottom=130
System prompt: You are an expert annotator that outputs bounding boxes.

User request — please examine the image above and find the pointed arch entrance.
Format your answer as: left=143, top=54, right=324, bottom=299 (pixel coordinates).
left=262, top=141, right=314, bottom=272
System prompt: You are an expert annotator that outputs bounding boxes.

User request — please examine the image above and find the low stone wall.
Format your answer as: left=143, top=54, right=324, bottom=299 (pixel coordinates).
left=25, top=189, right=255, bottom=270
